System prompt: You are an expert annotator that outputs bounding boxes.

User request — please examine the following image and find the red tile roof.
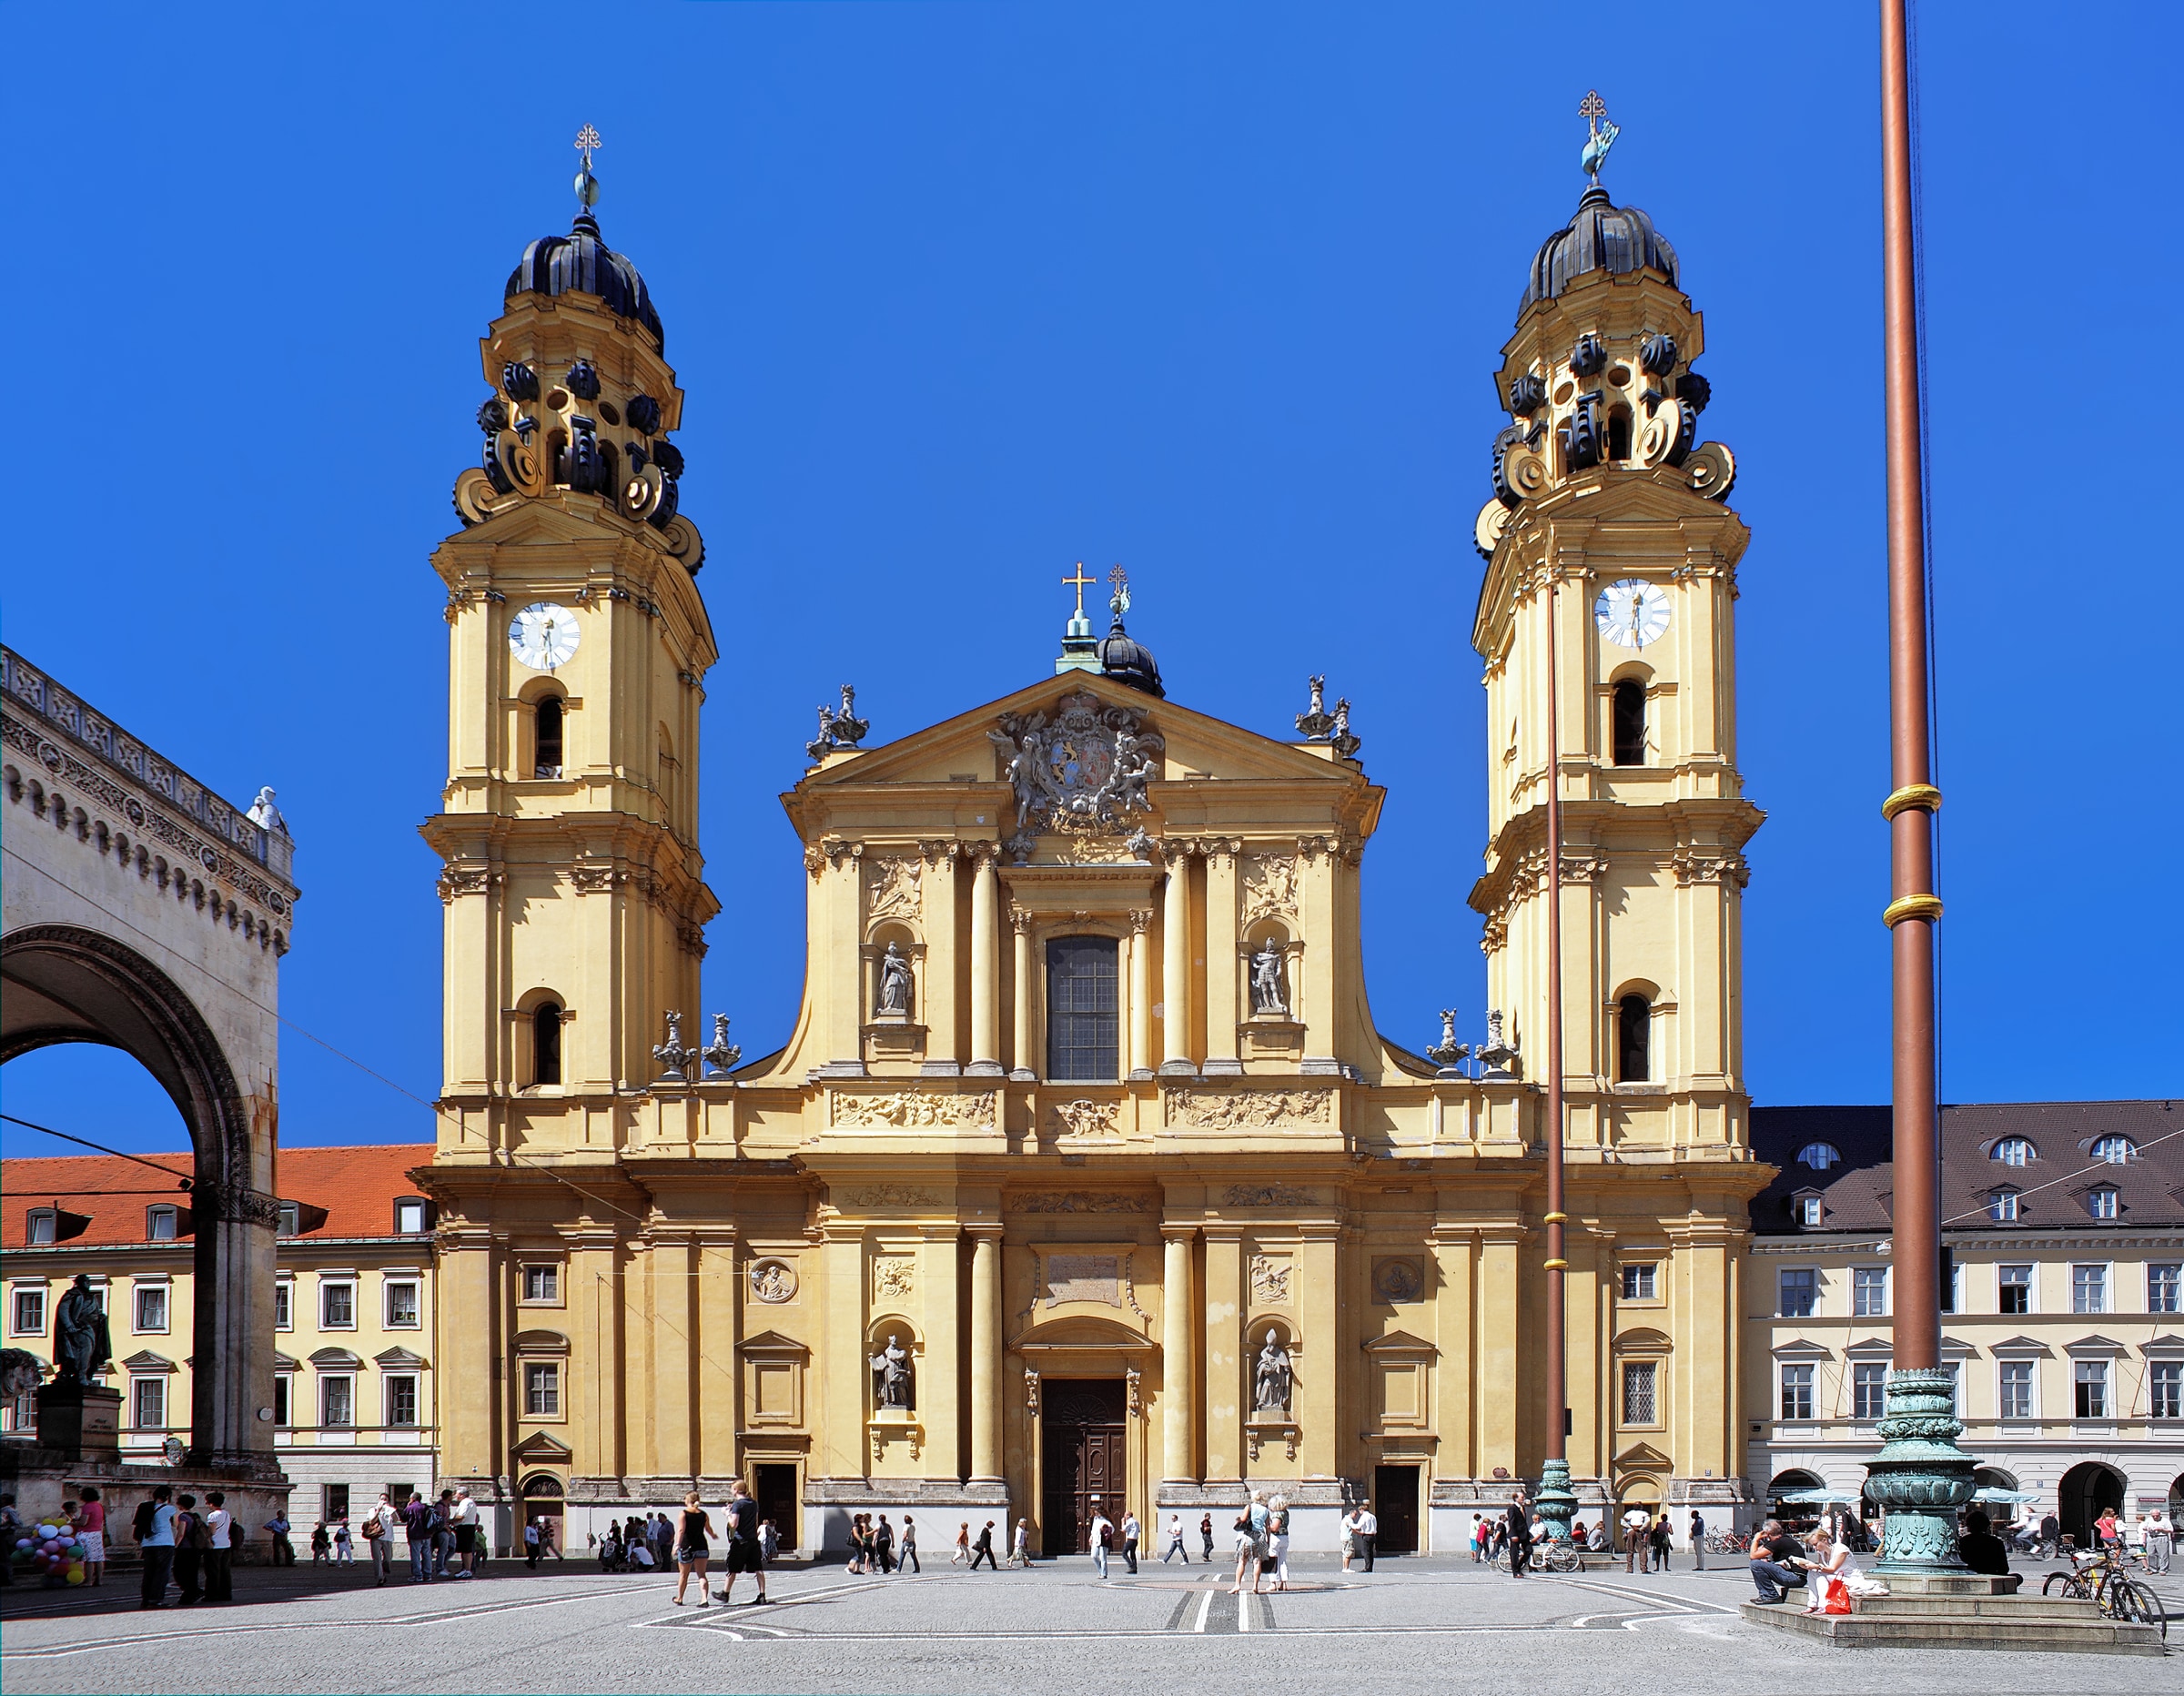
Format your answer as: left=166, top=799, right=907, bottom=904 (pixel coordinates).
left=0, top=1146, right=434, bottom=1248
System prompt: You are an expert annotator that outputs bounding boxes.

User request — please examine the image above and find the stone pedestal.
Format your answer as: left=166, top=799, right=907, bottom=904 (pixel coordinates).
left=1740, top=1575, right=2164, bottom=1654
left=33, top=1382, right=122, bottom=1461
left=1533, top=1457, right=1578, bottom=1547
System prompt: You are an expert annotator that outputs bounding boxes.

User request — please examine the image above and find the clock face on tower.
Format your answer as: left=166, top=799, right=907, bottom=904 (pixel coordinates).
left=509, top=603, right=580, bottom=671
left=1594, top=579, right=1671, bottom=651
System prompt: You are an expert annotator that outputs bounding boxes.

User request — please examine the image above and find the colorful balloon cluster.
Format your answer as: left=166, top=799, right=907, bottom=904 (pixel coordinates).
left=11, top=1522, right=89, bottom=1586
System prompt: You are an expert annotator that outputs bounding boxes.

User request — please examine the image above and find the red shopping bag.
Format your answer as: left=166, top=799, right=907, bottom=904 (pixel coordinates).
left=1822, top=1577, right=1854, bottom=1615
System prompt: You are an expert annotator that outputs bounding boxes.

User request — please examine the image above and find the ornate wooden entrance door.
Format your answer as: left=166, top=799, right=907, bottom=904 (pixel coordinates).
left=1038, top=1378, right=1127, bottom=1554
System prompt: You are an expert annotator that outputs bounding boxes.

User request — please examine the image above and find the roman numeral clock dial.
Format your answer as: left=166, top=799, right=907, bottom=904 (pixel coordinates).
left=1593, top=579, right=1671, bottom=651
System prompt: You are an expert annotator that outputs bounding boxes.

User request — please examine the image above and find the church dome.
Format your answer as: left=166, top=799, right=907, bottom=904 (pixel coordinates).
left=506, top=212, right=664, bottom=348
left=1520, top=185, right=1678, bottom=313
left=1097, top=617, right=1164, bottom=698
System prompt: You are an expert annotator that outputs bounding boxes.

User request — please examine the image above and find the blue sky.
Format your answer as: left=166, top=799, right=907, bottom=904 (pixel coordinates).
left=4, top=2, right=2178, bottom=1158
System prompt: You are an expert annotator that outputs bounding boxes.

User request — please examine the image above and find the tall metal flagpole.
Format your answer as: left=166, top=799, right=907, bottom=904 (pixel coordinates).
left=1866, top=0, right=1974, bottom=1573
left=1535, top=569, right=1576, bottom=1546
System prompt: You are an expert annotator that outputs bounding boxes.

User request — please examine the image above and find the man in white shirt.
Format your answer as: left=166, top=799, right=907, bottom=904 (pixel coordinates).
left=1340, top=1506, right=1367, bottom=1571
left=1120, top=1510, right=1141, bottom=1574
left=367, top=1495, right=397, bottom=1586
left=1161, top=1513, right=1189, bottom=1563
left=2145, top=1508, right=2173, bottom=1574
left=1088, top=1508, right=1113, bottom=1580
left=1358, top=1505, right=1379, bottom=1572
left=1623, top=1505, right=1653, bottom=1574
left=453, top=1488, right=481, bottom=1578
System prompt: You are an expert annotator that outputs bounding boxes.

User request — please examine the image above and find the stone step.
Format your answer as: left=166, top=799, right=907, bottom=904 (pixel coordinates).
left=1741, top=1600, right=2167, bottom=1656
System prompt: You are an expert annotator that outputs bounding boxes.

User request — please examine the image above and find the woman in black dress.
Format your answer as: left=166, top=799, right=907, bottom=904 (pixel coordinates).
left=672, top=1491, right=716, bottom=1607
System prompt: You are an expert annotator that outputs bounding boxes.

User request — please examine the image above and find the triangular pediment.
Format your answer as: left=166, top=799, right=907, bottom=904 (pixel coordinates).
left=1361, top=1328, right=1437, bottom=1355
left=1613, top=1441, right=1673, bottom=1472
left=739, top=1329, right=810, bottom=1357
left=375, top=1347, right=430, bottom=1369
left=121, top=1349, right=177, bottom=1373
left=794, top=671, right=1379, bottom=801
left=511, top=1430, right=573, bottom=1462
left=1987, top=1335, right=2051, bottom=1356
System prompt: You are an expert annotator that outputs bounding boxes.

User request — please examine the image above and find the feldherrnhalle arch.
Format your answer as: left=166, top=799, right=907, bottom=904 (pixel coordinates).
left=2, top=646, right=298, bottom=1472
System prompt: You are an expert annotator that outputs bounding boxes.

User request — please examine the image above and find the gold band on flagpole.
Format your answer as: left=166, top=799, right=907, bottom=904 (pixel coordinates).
left=1883, top=893, right=1943, bottom=928
left=1881, top=783, right=1942, bottom=822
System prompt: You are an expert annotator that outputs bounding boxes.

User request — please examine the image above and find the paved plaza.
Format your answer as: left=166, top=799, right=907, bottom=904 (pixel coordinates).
left=0, top=1553, right=2171, bottom=1693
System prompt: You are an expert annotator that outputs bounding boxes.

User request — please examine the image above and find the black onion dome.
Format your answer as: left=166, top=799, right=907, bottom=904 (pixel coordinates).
left=1097, top=618, right=1164, bottom=698
left=505, top=213, right=663, bottom=347
left=1520, top=186, right=1678, bottom=313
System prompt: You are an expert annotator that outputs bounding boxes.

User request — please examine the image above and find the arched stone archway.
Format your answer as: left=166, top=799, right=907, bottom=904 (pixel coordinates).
left=4, top=646, right=297, bottom=1476
left=2057, top=1460, right=2125, bottom=1547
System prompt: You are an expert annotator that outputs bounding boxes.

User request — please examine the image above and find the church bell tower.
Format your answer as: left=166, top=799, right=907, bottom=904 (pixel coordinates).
left=423, top=132, right=719, bottom=1140
left=1469, top=102, right=1764, bottom=1158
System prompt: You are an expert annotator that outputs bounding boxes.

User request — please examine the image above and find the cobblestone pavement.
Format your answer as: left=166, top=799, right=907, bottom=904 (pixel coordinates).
left=0, top=1554, right=2171, bottom=1693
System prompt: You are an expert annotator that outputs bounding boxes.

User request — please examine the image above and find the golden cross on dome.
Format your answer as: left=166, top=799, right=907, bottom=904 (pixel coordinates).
left=574, top=125, right=602, bottom=172
left=1062, top=560, right=1096, bottom=616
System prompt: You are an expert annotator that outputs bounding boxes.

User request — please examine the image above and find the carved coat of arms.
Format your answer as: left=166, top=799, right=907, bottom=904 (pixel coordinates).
left=989, top=691, right=1162, bottom=858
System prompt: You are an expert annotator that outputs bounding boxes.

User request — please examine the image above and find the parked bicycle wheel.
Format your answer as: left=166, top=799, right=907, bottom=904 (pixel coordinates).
left=2042, top=1570, right=2089, bottom=1600
left=2108, top=1578, right=2167, bottom=1641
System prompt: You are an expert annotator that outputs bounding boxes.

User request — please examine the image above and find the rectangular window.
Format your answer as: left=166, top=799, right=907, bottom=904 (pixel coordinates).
left=385, top=1280, right=420, bottom=1328
left=2151, top=1362, right=2182, bottom=1420
left=1046, top=934, right=1119, bottom=1082
left=1940, top=1247, right=1956, bottom=1314
left=1622, top=1361, right=1657, bottom=1424
left=325, top=1484, right=349, bottom=1524
left=6, top=1393, right=33, bottom=1433
left=386, top=1375, right=419, bottom=1428
left=274, top=1375, right=291, bottom=1428
left=2149, top=1264, right=2181, bottom=1315
left=134, top=1284, right=168, bottom=1334
left=132, top=1376, right=166, bottom=1429
left=1620, top=1264, right=1657, bottom=1301
left=1779, top=1364, right=1815, bottom=1421
left=1795, top=1196, right=1823, bottom=1227
left=1852, top=1361, right=1887, bottom=1420
left=521, top=1265, right=559, bottom=1304
left=2089, top=1187, right=2119, bottom=1220
left=277, top=1201, right=300, bottom=1237
left=1777, top=1267, right=1816, bottom=1318
left=1852, top=1267, right=1888, bottom=1317
left=2073, top=1264, right=2108, bottom=1315
left=321, top=1375, right=354, bottom=1428
left=147, top=1205, right=177, bottom=1241
left=396, top=1199, right=428, bottom=1235
left=2074, top=1360, right=2109, bottom=1419
left=26, top=1211, right=56, bottom=1246
left=1998, top=1360, right=2036, bottom=1419
left=10, top=1287, right=45, bottom=1336
left=274, top=1281, right=293, bottom=1331
left=525, top=1362, right=561, bottom=1418
left=1999, top=1264, right=2033, bottom=1315
left=321, top=1281, right=356, bottom=1329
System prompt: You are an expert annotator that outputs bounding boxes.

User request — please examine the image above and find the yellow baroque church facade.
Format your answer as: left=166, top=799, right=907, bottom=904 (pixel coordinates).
left=419, top=165, right=1773, bottom=1555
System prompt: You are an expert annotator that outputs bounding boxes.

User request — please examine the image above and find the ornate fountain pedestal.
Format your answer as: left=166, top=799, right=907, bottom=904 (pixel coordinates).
left=1533, top=1458, right=1578, bottom=1550
left=1741, top=1370, right=2161, bottom=1653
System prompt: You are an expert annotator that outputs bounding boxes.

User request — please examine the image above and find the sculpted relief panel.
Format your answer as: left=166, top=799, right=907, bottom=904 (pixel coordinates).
left=864, top=855, right=922, bottom=926
left=829, top=1090, right=998, bottom=1131
left=1249, top=1254, right=1292, bottom=1307
left=1239, top=853, right=1300, bottom=926
left=1164, top=1087, right=1334, bottom=1130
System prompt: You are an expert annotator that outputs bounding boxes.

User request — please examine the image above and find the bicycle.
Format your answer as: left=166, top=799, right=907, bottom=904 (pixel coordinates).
left=2044, top=1550, right=2169, bottom=1641
left=1705, top=1530, right=1747, bottom=1555
left=1538, top=1541, right=1583, bottom=1573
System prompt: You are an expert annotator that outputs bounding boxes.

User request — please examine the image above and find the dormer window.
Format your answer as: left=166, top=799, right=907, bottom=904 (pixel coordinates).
left=2090, top=1136, right=2136, bottom=1164
left=26, top=1210, right=56, bottom=1246
left=395, top=1198, right=429, bottom=1235
left=1796, top=1142, right=1841, bottom=1171
left=1992, top=1136, right=2035, bottom=1167
left=1987, top=1187, right=2021, bottom=1222
left=1795, top=1196, right=1823, bottom=1227
left=277, top=1202, right=301, bottom=1237
left=147, top=1206, right=177, bottom=1241
left=2088, top=1186, right=2119, bottom=1221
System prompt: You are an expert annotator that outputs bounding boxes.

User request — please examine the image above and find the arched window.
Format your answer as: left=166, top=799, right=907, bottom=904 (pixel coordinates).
left=1046, top=936, right=1118, bottom=1082
left=1616, top=994, right=1650, bottom=1083
left=1607, top=406, right=1632, bottom=461
left=1612, top=680, right=1646, bottom=766
left=1992, top=1137, right=2035, bottom=1167
left=534, top=696, right=563, bottom=779
left=1987, top=1187, right=2020, bottom=1222
left=2090, top=1136, right=2137, bottom=1164
left=1796, top=1142, right=1841, bottom=1171
left=532, top=1001, right=562, bottom=1086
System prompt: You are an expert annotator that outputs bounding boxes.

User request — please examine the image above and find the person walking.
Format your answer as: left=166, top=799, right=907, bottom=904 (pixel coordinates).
left=1229, top=1491, right=1269, bottom=1596
left=138, top=1484, right=177, bottom=1610
left=1359, top=1501, right=1379, bottom=1572
left=1199, top=1512, right=1215, bottom=1563
left=2144, top=1507, right=2173, bottom=1575
left=401, top=1493, right=432, bottom=1581
left=1161, top=1513, right=1190, bottom=1563
left=1689, top=1509, right=1706, bottom=1571
left=1469, top=1513, right=1486, bottom=1563
left=310, top=1521, right=331, bottom=1563
left=1622, top=1503, right=1652, bottom=1574
left=2037, top=1508, right=2061, bottom=1560
left=431, top=1491, right=457, bottom=1578
left=1010, top=1519, right=1030, bottom=1568
left=899, top=1514, right=920, bottom=1574
left=719, top=1479, right=769, bottom=1606
left=71, top=1488, right=106, bottom=1588
left=1120, top=1509, right=1141, bottom=1575
left=1089, top=1505, right=1113, bottom=1580
left=1503, top=1497, right=1532, bottom=1580
left=951, top=1521, right=971, bottom=1566
left=523, top=1518, right=542, bottom=1570
left=366, top=1494, right=395, bottom=1586
left=672, top=1490, right=715, bottom=1607
left=874, top=1514, right=896, bottom=1575
left=335, top=1516, right=356, bottom=1566
left=203, top=1491, right=234, bottom=1604
left=264, top=1505, right=295, bottom=1568
left=971, top=1519, right=998, bottom=1570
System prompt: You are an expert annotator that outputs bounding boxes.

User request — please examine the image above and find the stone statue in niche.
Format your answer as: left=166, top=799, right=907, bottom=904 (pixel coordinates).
left=1249, top=941, right=1288, bottom=1015
left=54, top=1275, right=112, bottom=1384
left=871, top=1334, right=914, bottom=1410
left=875, top=943, right=914, bottom=1017
left=1253, top=1328, right=1293, bottom=1415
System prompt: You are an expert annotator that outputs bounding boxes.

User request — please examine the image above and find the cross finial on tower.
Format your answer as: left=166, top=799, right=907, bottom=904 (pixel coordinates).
left=1578, top=91, right=1619, bottom=185
left=1062, top=560, right=1095, bottom=617
left=1107, top=563, right=1131, bottom=622
left=575, top=125, right=602, bottom=171
left=573, top=125, right=602, bottom=214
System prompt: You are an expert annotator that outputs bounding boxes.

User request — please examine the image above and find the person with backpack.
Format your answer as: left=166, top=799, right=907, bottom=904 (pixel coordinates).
left=137, top=1485, right=177, bottom=1610
left=718, top=1479, right=769, bottom=1606
left=365, top=1495, right=396, bottom=1585
left=172, top=1492, right=206, bottom=1605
